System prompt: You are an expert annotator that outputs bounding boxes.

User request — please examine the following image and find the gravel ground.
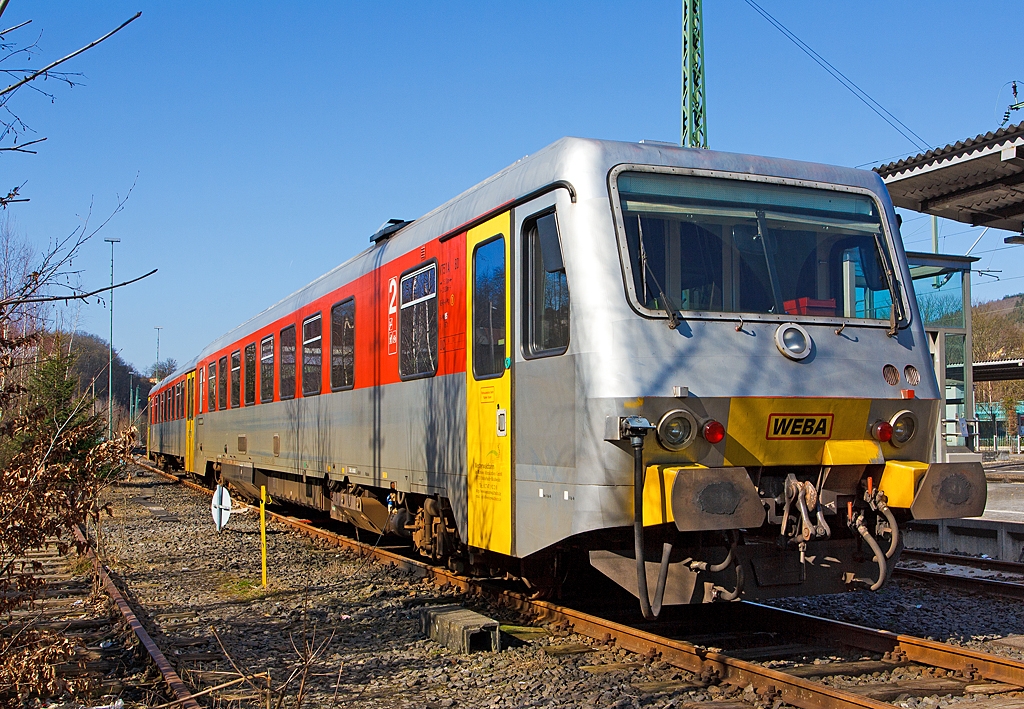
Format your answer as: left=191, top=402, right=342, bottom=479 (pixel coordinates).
left=99, top=469, right=778, bottom=709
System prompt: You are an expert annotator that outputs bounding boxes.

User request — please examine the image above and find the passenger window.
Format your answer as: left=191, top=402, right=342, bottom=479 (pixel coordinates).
left=302, top=313, right=322, bottom=396
left=260, top=336, right=275, bottom=402
left=331, top=299, right=355, bottom=391
left=244, top=343, right=256, bottom=406
left=230, top=351, right=241, bottom=408
left=198, top=367, right=205, bottom=414
left=176, top=383, right=182, bottom=419
left=208, top=362, right=217, bottom=412
left=218, top=356, right=228, bottom=410
left=280, top=325, right=296, bottom=400
left=399, top=263, right=438, bottom=379
left=187, top=377, right=194, bottom=418
left=473, top=238, right=506, bottom=379
left=178, top=382, right=184, bottom=419
left=523, top=213, right=569, bottom=357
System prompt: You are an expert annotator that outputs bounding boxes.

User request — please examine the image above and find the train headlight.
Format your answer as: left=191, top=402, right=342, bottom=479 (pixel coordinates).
left=888, top=410, right=918, bottom=447
left=775, top=323, right=811, bottom=361
left=656, top=410, right=697, bottom=451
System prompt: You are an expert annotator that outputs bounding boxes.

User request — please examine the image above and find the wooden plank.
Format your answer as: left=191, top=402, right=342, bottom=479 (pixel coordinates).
left=783, top=659, right=911, bottom=678
left=542, top=643, right=593, bottom=656
left=844, top=678, right=966, bottom=701
left=632, top=679, right=701, bottom=693
left=727, top=643, right=831, bottom=661
left=580, top=662, right=645, bottom=674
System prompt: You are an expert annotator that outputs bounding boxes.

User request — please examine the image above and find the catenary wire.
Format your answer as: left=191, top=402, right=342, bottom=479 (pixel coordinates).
left=743, top=0, right=930, bottom=153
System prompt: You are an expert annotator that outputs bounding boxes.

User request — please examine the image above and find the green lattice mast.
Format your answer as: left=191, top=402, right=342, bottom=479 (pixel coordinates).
left=681, top=0, right=708, bottom=148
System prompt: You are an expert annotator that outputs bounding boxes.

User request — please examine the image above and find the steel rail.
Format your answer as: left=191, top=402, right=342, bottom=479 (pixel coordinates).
left=893, top=566, right=1024, bottom=600
left=139, top=460, right=1024, bottom=708
left=73, top=526, right=201, bottom=709
left=901, top=549, right=1024, bottom=574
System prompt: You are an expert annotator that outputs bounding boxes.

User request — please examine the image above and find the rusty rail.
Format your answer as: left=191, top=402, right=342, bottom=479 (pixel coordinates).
left=74, top=525, right=201, bottom=709
left=138, top=459, right=1024, bottom=709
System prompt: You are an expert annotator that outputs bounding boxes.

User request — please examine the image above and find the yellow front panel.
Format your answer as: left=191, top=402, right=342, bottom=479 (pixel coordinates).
left=642, top=464, right=708, bottom=526
left=878, top=460, right=929, bottom=508
left=185, top=372, right=196, bottom=473
left=724, top=398, right=872, bottom=467
left=466, top=213, right=513, bottom=555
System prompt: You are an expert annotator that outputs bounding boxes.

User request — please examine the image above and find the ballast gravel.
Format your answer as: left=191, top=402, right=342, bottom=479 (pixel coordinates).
left=99, top=469, right=774, bottom=709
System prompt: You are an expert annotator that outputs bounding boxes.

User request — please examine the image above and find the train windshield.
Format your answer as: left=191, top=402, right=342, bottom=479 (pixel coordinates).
left=615, top=172, right=901, bottom=322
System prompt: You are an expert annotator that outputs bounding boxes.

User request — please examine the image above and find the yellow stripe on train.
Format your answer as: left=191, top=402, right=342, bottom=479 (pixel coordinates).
left=724, top=398, right=872, bottom=467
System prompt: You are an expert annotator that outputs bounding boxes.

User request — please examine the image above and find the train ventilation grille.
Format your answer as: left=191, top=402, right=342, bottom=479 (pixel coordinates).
left=882, top=364, right=900, bottom=386
left=904, top=365, right=921, bottom=386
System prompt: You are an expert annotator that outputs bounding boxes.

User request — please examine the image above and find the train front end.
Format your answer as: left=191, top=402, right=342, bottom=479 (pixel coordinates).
left=585, top=158, right=985, bottom=615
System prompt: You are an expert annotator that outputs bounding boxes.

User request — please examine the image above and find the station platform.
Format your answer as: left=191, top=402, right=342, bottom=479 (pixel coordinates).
left=901, top=460, right=1024, bottom=560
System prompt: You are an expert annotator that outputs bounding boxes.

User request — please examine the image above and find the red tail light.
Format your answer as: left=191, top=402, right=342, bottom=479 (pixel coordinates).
left=871, top=421, right=893, bottom=442
left=702, top=420, right=725, bottom=444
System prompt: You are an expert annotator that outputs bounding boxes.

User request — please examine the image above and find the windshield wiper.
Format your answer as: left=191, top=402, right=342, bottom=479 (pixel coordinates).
left=637, top=216, right=681, bottom=329
left=872, top=228, right=902, bottom=337
left=755, top=210, right=786, bottom=315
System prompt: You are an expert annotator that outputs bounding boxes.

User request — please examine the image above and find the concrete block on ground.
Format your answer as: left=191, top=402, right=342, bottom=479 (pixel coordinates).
left=420, top=604, right=500, bottom=653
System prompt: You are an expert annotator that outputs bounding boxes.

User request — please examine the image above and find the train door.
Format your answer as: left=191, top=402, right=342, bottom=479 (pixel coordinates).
left=466, top=212, right=514, bottom=556
left=185, top=371, right=195, bottom=473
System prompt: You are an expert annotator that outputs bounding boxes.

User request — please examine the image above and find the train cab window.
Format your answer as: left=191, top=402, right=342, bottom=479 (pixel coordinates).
left=260, top=335, right=274, bottom=402
left=218, top=356, right=228, bottom=410
left=330, top=299, right=355, bottom=391
left=208, top=362, right=217, bottom=412
left=280, top=325, right=296, bottom=400
left=399, top=263, right=438, bottom=379
left=615, top=171, right=899, bottom=323
left=244, top=343, right=256, bottom=406
left=230, top=351, right=241, bottom=408
left=302, top=313, right=322, bottom=396
left=523, top=212, right=570, bottom=357
left=473, top=239, right=505, bottom=379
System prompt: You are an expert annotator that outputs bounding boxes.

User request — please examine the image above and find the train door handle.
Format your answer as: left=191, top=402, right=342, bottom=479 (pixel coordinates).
left=496, top=408, right=507, bottom=437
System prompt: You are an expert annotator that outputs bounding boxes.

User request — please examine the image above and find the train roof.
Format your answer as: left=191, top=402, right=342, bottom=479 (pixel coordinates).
left=153, top=136, right=891, bottom=390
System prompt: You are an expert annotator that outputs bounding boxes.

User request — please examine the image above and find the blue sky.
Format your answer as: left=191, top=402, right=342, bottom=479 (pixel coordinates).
left=6, top=1, right=1022, bottom=372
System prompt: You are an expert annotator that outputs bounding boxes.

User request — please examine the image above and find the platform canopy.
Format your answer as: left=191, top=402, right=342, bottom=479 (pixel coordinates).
left=973, top=358, right=1024, bottom=382
left=875, top=121, right=1024, bottom=235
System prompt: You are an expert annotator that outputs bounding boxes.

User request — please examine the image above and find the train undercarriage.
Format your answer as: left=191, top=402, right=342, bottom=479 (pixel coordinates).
left=149, top=449, right=983, bottom=612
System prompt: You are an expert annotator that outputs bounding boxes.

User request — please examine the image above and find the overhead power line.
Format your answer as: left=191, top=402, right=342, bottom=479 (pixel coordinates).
left=742, top=0, right=931, bottom=154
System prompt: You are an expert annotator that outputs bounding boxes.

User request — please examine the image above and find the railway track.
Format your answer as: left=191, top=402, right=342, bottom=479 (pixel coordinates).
left=2, top=532, right=197, bottom=708
left=893, top=549, right=1024, bottom=600
left=135, top=459, right=1024, bottom=709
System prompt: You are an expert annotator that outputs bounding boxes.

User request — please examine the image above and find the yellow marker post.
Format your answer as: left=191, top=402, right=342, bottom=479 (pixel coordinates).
left=260, top=485, right=268, bottom=588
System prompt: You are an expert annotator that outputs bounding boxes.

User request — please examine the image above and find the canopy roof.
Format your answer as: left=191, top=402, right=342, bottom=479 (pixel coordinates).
left=875, top=121, right=1024, bottom=234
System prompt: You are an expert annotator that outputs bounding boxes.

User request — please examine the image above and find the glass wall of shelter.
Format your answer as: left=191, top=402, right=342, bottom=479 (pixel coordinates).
left=906, top=251, right=978, bottom=463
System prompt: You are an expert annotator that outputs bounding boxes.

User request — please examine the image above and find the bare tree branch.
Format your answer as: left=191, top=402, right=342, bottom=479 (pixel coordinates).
left=0, top=20, right=31, bottom=37
left=0, top=11, right=141, bottom=99
left=0, top=267, right=156, bottom=306
left=0, top=135, right=42, bottom=152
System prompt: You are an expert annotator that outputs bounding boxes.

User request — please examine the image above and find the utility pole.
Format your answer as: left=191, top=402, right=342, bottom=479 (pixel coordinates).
left=154, top=326, right=162, bottom=379
left=681, top=0, right=708, bottom=149
left=104, top=237, right=120, bottom=440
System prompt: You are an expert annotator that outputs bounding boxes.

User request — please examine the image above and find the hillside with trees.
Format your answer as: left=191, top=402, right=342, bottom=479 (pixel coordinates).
left=973, top=294, right=1024, bottom=438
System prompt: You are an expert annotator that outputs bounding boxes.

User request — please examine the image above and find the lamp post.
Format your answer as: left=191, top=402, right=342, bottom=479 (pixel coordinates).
left=104, top=238, right=120, bottom=440
left=154, top=326, right=162, bottom=379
